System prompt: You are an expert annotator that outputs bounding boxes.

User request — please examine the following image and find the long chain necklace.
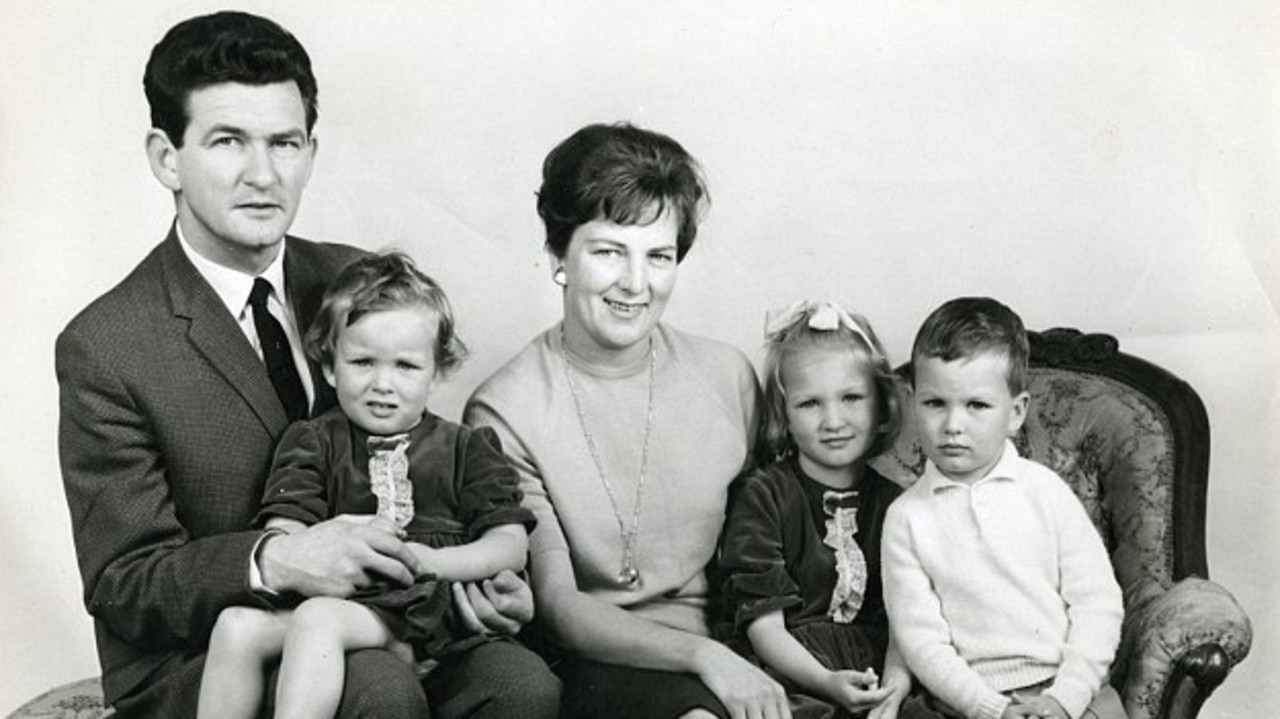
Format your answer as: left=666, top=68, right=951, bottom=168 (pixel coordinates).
left=561, top=335, right=656, bottom=588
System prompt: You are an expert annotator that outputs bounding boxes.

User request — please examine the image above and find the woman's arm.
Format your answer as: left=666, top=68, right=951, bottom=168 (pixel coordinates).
left=410, top=524, right=528, bottom=582
left=532, top=545, right=790, bottom=717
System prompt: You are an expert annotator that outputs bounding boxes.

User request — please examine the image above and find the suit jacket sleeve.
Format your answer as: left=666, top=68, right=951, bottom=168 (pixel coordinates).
left=57, top=326, right=269, bottom=652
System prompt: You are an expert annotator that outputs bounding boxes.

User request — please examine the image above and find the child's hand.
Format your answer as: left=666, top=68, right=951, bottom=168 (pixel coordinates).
left=866, top=672, right=910, bottom=719
left=1008, top=693, right=1069, bottom=719
left=823, top=669, right=893, bottom=714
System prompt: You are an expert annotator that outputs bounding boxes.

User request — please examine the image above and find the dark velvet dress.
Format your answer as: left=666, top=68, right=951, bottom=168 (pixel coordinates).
left=256, top=408, right=535, bottom=659
left=719, top=458, right=902, bottom=718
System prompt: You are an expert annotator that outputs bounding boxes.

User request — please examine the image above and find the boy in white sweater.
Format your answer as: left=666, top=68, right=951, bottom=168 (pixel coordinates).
left=883, top=298, right=1124, bottom=719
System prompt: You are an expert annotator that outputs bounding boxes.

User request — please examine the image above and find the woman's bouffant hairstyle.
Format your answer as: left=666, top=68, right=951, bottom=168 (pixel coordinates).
left=144, top=11, right=318, bottom=147
left=537, top=122, right=709, bottom=262
left=757, top=308, right=903, bottom=466
left=910, top=297, right=1029, bottom=395
left=306, top=252, right=467, bottom=376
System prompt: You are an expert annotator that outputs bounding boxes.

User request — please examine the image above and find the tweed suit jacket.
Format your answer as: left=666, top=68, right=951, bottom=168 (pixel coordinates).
left=56, top=228, right=364, bottom=708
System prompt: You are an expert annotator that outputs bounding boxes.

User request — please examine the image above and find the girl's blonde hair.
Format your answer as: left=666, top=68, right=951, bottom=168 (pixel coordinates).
left=757, top=303, right=902, bottom=466
left=306, top=251, right=468, bottom=376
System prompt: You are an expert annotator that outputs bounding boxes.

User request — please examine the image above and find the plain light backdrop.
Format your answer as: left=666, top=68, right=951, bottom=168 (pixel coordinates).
left=1, top=1, right=1276, bottom=715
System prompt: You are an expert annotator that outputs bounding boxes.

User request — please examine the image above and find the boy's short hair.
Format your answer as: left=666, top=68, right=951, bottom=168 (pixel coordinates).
left=306, top=252, right=467, bottom=375
left=537, top=122, right=708, bottom=262
left=911, top=297, right=1030, bottom=395
left=144, top=11, right=318, bottom=147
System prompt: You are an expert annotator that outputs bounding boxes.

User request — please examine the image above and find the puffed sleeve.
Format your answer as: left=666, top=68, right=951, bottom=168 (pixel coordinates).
left=255, top=420, right=332, bottom=527
left=719, top=471, right=802, bottom=633
left=456, top=425, right=537, bottom=538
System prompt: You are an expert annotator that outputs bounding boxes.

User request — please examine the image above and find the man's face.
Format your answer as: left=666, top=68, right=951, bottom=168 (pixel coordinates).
left=154, top=81, right=315, bottom=273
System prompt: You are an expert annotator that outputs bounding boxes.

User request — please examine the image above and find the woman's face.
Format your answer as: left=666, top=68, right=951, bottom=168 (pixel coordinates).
left=558, top=207, right=680, bottom=363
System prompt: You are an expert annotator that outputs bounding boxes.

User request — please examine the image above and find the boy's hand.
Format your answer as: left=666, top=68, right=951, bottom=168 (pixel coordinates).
left=1007, top=693, right=1069, bottom=719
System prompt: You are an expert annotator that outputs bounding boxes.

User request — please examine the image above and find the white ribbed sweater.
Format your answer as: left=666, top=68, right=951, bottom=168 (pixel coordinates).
left=882, top=442, right=1123, bottom=719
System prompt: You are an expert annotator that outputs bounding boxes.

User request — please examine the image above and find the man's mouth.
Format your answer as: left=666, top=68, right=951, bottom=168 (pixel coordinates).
left=237, top=201, right=282, bottom=213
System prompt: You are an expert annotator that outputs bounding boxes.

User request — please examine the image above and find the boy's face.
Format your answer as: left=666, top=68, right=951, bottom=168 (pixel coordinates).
left=323, top=305, right=438, bottom=436
left=912, top=352, right=1029, bottom=484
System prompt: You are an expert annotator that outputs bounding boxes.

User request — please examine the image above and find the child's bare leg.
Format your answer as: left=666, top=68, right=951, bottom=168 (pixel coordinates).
left=197, top=606, right=290, bottom=719
left=274, top=597, right=411, bottom=719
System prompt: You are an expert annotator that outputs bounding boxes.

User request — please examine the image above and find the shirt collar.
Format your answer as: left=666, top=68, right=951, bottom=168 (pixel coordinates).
left=175, top=221, right=289, bottom=317
left=922, top=439, right=1022, bottom=493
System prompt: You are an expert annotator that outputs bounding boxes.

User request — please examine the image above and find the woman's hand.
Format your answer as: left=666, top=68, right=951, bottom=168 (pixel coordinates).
left=822, top=669, right=893, bottom=715
left=450, top=569, right=534, bottom=636
left=691, top=640, right=791, bottom=719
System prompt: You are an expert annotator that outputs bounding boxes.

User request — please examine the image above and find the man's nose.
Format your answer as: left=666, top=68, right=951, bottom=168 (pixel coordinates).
left=243, top=143, right=278, bottom=187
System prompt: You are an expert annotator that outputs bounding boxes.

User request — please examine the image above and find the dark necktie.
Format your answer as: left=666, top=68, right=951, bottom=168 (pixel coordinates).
left=249, top=278, right=308, bottom=422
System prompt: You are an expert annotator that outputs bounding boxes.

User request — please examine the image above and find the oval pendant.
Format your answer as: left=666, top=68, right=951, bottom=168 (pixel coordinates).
left=617, top=566, right=640, bottom=587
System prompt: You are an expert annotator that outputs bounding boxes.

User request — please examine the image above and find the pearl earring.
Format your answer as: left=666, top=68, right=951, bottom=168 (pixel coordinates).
left=553, top=267, right=567, bottom=286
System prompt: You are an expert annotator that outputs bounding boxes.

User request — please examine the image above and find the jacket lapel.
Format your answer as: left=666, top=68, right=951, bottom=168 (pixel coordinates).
left=284, top=239, right=338, bottom=413
left=159, top=230, right=290, bottom=435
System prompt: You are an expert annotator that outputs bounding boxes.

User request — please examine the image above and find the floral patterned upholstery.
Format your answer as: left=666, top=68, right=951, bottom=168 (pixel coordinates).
left=870, top=328, right=1252, bottom=719
left=6, top=677, right=111, bottom=719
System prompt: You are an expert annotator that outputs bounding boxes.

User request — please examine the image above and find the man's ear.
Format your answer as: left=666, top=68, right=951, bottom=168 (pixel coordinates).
left=145, top=129, right=181, bottom=192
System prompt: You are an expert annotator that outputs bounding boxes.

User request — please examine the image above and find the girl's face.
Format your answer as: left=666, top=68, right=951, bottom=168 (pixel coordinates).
left=781, top=344, right=880, bottom=488
left=323, top=305, right=438, bottom=436
left=558, top=205, right=679, bottom=365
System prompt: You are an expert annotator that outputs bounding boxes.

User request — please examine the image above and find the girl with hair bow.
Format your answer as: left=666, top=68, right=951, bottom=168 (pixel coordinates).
left=719, top=301, right=940, bottom=719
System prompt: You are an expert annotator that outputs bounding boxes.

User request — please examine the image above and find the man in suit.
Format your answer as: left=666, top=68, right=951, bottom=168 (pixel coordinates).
left=56, top=11, right=557, bottom=718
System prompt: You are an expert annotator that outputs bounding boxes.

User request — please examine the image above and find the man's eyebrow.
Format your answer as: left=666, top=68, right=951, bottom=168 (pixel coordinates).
left=203, top=124, right=247, bottom=137
left=269, top=128, right=309, bottom=141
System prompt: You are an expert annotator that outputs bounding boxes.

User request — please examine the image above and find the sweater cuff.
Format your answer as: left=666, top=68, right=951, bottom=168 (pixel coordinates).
left=974, top=692, right=1011, bottom=719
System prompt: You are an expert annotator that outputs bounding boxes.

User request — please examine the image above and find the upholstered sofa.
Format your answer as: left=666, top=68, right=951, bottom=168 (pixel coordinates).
left=869, top=328, right=1252, bottom=719
left=9, top=328, right=1251, bottom=719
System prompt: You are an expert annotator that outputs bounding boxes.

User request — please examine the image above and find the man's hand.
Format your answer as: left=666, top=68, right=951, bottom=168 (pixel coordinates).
left=451, top=569, right=534, bottom=636
left=692, top=640, right=791, bottom=719
left=258, top=514, right=421, bottom=596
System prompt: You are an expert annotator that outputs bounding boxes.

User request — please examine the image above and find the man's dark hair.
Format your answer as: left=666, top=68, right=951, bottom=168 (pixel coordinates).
left=144, top=11, right=318, bottom=147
